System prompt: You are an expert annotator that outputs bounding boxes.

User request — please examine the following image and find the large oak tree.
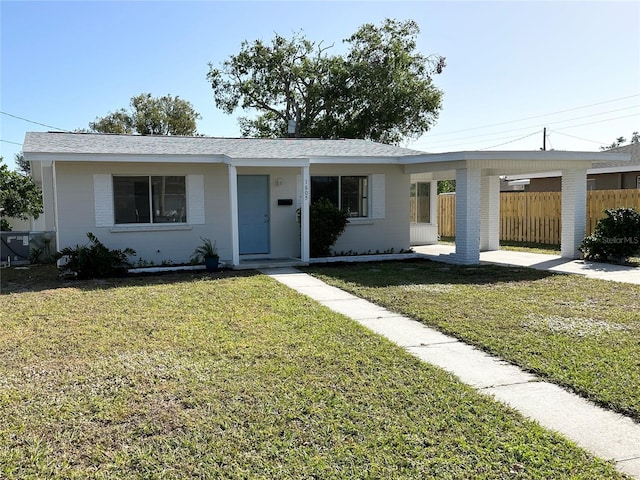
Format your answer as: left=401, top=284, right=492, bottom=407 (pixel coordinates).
left=88, top=93, right=201, bottom=136
left=207, top=19, right=445, bottom=144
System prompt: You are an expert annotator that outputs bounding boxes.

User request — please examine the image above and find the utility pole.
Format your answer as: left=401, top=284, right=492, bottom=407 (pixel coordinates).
left=542, top=127, right=547, bottom=151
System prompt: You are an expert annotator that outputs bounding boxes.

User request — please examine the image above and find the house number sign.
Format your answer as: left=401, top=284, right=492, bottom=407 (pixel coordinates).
left=304, top=177, right=310, bottom=202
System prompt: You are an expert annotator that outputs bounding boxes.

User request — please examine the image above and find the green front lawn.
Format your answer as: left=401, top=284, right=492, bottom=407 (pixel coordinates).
left=306, top=261, right=640, bottom=423
left=0, top=267, right=625, bottom=478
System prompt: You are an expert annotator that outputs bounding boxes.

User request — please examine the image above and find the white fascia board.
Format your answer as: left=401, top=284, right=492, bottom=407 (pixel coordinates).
left=229, top=157, right=310, bottom=168
left=505, top=164, right=640, bottom=181
left=588, top=165, right=640, bottom=174
left=404, top=161, right=465, bottom=174
left=402, top=150, right=631, bottom=164
left=22, top=153, right=227, bottom=163
left=308, top=156, right=405, bottom=165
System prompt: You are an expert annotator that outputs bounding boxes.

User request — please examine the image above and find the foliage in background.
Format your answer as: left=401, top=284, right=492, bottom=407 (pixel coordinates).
left=53, top=232, right=136, bottom=279
left=0, top=158, right=43, bottom=230
left=309, top=198, right=349, bottom=257
left=437, top=179, right=455, bottom=194
left=88, top=93, right=201, bottom=136
left=600, top=131, right=639, bottom=150
left=580, top=207, right=640, bottom=263
left=208, top=19, right=445, bottom=144
left=14, top=152, right=30, bottom=175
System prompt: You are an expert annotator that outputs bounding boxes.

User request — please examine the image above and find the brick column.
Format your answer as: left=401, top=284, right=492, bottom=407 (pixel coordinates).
left=455, top=167, right=481, bottom=264
left=480, top=175, right=500, bottom=251
left=561, top=169, right=587, bottom=258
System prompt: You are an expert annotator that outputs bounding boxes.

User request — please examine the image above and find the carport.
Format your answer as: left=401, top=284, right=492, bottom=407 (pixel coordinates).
left=402, top=150, right=631, bottom=265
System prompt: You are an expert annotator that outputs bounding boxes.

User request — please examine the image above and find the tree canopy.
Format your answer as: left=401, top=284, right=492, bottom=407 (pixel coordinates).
left=0, top=158, right=43, bottom=230
left=89, top=93, right=201, bottom=136
left=207, top=18, right=445, bottom=144
left=14, top=152, right=30, bottom=175
left=600, top=131, right=639, bottom=150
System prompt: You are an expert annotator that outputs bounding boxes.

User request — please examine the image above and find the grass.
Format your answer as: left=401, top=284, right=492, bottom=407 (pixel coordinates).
left=0, top=265, right=626, bottom=478
left=305, top=260, right=640, bottom=423
left=499, top=241, right=561, bottom=256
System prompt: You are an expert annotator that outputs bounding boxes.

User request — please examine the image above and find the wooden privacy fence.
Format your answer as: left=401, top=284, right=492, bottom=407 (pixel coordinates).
left=437, top=189, right=640, bottom=245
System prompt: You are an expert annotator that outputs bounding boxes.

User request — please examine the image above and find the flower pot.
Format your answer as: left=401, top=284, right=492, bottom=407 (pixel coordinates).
left=204, top=255, right=220, bottom=272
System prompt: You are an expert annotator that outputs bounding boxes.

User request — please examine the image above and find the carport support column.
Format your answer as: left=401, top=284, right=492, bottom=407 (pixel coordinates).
left=228, top=164, right=240, bottom=267
left=480, top=175, right=500, bottom=251
left=301, top=166, right=310, bottom=262
left=561, top=169, right=587, bottom=259
left=429, top=180, right=438, bottom=230
left=455, top=167, right=481, bottom=264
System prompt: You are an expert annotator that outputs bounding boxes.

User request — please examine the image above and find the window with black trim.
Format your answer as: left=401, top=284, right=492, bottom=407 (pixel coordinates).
left=113, top=176, right=186, bottom=224
left=311, top=176, right=368, bottom=217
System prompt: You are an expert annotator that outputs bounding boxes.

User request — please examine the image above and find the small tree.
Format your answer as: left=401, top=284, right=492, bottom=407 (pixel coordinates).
left=0, top=159, right=43, bottom=231
left=309, top=198, right=349, bottom=257
left=580, top=208, right=640, bottom=263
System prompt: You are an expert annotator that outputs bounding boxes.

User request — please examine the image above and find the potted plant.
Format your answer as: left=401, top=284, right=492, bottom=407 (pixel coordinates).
left=191, top=237, right=219, bottom=272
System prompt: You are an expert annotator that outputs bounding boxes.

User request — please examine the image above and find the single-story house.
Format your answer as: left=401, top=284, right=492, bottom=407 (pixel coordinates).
left=502, top=142, right=640, bottom=192
left=22, top=132, right=630, bottom=267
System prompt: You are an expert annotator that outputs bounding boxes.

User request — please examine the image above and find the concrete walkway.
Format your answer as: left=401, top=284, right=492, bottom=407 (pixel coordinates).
left=413, top=244, right=640, bottom=285
left=262, top=267, right=640, bottom=479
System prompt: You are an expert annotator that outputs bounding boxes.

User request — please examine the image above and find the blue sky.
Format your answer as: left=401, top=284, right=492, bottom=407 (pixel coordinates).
left=1, top=0, right=639, bottom=170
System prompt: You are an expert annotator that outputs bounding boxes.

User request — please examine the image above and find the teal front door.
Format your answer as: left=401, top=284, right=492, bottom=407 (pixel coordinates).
left=238, top=175, right=270, bottom=254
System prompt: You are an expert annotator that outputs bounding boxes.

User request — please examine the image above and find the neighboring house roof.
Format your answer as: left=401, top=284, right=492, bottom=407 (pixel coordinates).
left=22, top=132, right=423, bottom=159
left=593, top=142, right=640, bottom=169
left=504, top=143, right=638, bottom=181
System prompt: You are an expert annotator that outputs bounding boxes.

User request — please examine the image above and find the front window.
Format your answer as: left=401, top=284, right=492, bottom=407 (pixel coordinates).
left=311, top=175, right=368, bottom=217
left=113, top=176, right=186, bottom=224
left=410, top=182, right=430, bottom=224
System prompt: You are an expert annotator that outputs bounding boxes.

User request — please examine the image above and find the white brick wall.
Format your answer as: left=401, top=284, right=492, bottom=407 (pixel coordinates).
left=561, top=169, right=587, bottom=258
left=480, top=175, right=500, bottom=251
left=455, top=168, right=482, bottom=264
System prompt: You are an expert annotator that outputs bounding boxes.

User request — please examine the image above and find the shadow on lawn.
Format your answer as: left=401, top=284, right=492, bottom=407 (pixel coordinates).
left=305, top=258, right=557, bottom=288
left=0, top=264, right=259, bottom=295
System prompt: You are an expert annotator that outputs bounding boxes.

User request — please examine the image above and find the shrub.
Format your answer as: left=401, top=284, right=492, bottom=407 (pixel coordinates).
left=310, top=198, right=349, bottom=257
left=580, top=207, right=640, bottom=263
left=53, top=232, right=136, bottom=279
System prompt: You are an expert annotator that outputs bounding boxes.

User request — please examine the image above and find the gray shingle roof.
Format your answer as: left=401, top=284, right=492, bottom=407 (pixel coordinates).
left=593, top=143, right=640, bottom=169
left=23, top=132, right=424, bottom=159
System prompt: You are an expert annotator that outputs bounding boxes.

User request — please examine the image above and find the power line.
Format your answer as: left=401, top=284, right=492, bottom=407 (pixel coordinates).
left=423, top=104, right=640, bottom=146
left=0, top=111, right=70, bottom=132
left=421, top=110, right=640, bottom=151
left=478, top=131, right=541, bottom=150
left=552, top=113, right=640, bottom=131
left=0, top=139, right=22, bottom=146
left=550, top=131, right=606, bottom=145
left=426, top=93, right=640, bottom=137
